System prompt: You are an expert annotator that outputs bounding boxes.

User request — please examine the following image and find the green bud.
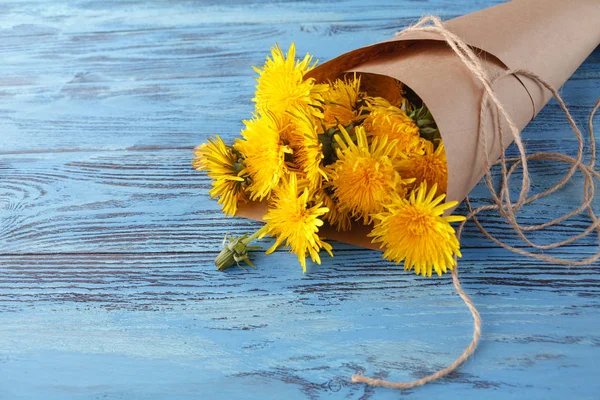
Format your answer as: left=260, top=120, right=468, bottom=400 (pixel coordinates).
left=215, top=233, right=261, bottom=271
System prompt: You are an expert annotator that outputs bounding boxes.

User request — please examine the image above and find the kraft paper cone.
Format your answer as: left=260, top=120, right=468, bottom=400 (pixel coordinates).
left=237, top=0, right=600, bottom=250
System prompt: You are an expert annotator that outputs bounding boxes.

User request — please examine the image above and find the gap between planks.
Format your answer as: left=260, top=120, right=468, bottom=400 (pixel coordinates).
left=1, top=242, right=599, bottom=257
left=0, top=145, right=195, bottom=156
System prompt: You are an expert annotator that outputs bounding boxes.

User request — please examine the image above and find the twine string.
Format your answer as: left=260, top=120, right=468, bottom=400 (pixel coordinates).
left=351, top=15, right=600, bottom=390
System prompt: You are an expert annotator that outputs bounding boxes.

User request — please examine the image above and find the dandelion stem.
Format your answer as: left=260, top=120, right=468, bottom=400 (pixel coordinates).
left=243, top=226, right=265, bottom=245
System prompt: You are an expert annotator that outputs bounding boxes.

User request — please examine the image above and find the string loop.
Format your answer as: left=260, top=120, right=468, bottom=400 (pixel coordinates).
left=351, top=15, right=600, bottom=390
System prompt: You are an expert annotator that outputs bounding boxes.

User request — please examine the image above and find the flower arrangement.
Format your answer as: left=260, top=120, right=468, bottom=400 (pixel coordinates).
left=193, top=43, right=466, bottom=277
left=193, top=2, right=600, bottom=390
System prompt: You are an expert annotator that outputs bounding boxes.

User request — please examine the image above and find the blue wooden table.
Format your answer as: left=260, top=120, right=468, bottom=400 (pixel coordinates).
left=1, top=1, right=599, bottom=399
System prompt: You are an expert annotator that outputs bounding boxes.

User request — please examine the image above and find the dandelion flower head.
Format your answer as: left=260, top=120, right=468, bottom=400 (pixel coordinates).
left=234, top=113, right=292, bottom=201
left=328, top=125, right=412, bottom=224
left=192, top=135, right=246, bottom=216
left=322, top=76, right=363, bottom=129
left=363, top=97, right=424, bottom=156
left=287, top=108, right=327, bottom=190
left=259, top=173, right=333, bottom=272
left=369, top=182, right=466, bottom=277
left=397, top=141, right=448, bottom=197
left=252, top=43, right=327, bottom=120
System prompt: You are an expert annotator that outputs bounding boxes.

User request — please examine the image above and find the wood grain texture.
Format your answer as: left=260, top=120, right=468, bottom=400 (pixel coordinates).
left=0, top=0, right=599, bottom=399
left=1, top=143, right=598, bottom=254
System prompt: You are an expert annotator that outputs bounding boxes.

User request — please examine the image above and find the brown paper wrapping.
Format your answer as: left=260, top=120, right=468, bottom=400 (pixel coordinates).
left=237, top=0, right=600, bottom=250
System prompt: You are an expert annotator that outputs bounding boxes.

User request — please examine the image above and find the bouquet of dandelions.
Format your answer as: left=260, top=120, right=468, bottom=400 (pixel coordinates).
left=193, top=44, right=467, bottom=277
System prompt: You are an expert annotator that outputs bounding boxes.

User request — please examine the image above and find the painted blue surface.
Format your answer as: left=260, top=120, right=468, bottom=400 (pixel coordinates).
left=0, top=1, right=599, bottom=399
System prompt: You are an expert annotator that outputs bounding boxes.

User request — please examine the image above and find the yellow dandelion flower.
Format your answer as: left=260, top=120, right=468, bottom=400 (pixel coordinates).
left=259, top=173, right=333, bottom=272
left=315, top=188, right=352, bottom=232
left=252, top=43, right=327, bottom=119
left=193, top=135, right=246, bottom=216
left=328, top=125, right=413, bottom=224
left=322, top=76, right=363, bottom=129
left=234, top=113, right=292, bottom=201
left=286, top=108, right=328, bottom=189
left=363, top=97, right=424, bottom=156
left=397, top=141, right=448, bottom=197
left=356, top=73, right=406, bottom=107
left=369, top=181, right=466, bottom=277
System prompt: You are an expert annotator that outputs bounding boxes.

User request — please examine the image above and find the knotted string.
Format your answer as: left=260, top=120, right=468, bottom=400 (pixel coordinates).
left=351, top=15, right=600, bottom=390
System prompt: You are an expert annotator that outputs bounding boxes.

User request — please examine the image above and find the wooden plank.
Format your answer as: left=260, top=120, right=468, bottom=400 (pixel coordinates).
left=1, top=0, right=599, bottom=398
left=0, top=1, right=597, bottom=154
left=1, top=143, right=600, bottom=254
left=0, top=248, right=599, bottom=399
